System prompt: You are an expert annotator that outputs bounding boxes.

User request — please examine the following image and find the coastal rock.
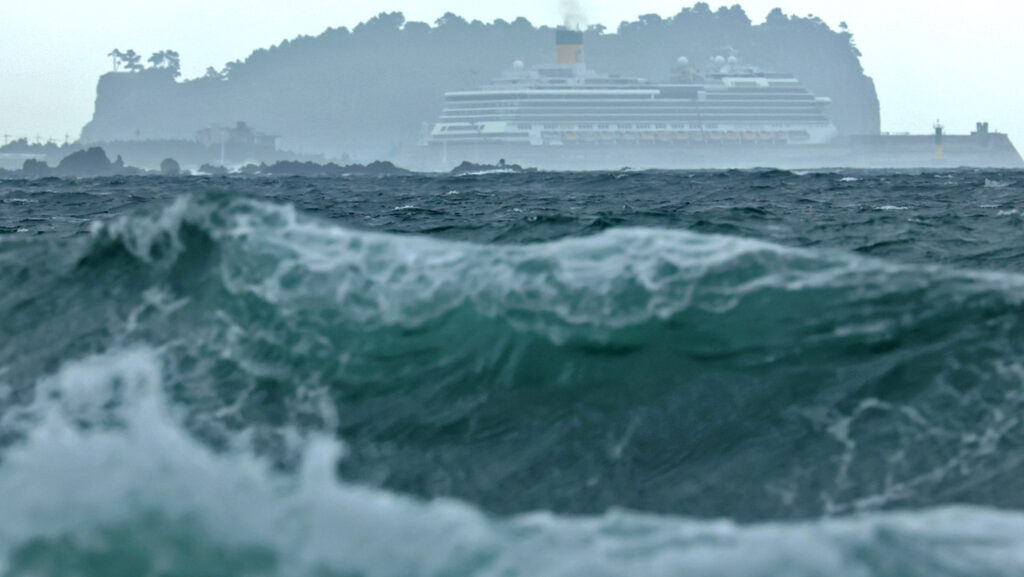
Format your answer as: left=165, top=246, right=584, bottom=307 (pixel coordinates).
left=450, top=160, right=533, bottom=174
left=160, top=158, right=181, bottom=176
left=198, top=163, right=230, bottom=176
left=258, top=160, right=412, bottom=176
left=21, top=159, right=52, bottom=177
left=56, top=147, right=115, bottom=177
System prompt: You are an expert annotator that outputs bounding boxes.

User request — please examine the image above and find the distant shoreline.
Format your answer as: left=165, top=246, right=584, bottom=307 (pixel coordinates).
left=0, top=147, right=534, bottom=178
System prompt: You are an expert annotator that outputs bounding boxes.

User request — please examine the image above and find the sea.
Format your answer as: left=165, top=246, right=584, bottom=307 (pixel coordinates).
left=1, top=169, right=1023, bottom=576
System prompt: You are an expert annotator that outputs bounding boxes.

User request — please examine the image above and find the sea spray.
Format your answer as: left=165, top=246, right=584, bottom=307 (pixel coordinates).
left=3, top=172, right=1024, bottom=575
left=2, top=347, right=1023, bottom=576
left=1, top=192, right=1023, bottom=522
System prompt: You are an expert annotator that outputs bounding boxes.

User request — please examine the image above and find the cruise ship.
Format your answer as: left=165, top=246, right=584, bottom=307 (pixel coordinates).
left=396, top=28, right=1023, bottom=171
left=405, top=28, right=839, bottom=170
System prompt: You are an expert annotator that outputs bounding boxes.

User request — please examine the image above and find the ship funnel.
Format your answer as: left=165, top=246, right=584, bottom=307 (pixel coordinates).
left=556, top=28, right=584, bottom=66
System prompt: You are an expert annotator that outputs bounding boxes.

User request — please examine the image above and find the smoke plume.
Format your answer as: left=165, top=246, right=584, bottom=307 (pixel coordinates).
left=560, top=0, right=587, bottom=30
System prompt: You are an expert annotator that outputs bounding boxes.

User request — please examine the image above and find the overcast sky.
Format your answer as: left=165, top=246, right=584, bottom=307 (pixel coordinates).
left=1, top=1, right=1019, bottom=144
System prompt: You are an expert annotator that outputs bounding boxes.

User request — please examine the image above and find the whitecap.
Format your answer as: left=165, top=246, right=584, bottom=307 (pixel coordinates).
left=2, top=347, right=1024, bottom=577
left=456, top=169, right=515, bottom=176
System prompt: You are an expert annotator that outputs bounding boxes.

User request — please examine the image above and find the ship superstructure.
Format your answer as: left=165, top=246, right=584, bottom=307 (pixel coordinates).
left=428, top=29, right=837, bottom=152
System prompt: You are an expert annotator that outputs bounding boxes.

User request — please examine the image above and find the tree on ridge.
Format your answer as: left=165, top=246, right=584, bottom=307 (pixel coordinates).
left=122, top=50, right=144, bottom=72
left=107, top=49, right=125, bottom=72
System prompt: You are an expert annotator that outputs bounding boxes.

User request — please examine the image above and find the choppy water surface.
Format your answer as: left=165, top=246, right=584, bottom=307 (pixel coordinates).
left=1, top=170, right=1023, bottom=576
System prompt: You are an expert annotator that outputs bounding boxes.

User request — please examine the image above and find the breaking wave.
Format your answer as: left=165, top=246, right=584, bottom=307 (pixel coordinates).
left=2, top=192, right=1024, bottom=575
left=1, top=347, right=1022, bottom=576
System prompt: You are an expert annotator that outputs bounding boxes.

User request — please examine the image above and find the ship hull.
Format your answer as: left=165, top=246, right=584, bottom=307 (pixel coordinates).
left=395, top=134, right=1024, bottom=172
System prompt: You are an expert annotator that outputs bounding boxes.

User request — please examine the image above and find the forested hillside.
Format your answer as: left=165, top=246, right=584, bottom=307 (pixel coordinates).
left=82, top=4, right=880, bottom=160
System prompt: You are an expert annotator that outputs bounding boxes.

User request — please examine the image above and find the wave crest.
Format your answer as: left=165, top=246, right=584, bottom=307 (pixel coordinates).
left=2, top=347, right=1023, bottom=577
left=2, top=192, right=1024, bottom=521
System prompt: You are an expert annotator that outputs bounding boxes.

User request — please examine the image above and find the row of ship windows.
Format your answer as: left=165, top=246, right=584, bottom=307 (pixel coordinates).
left=441, top=112, right=826, bottom=119
left=443, top=111, right=823, bottom=118
left=436, top=123, right=819, bottom=134
left=444, top=100, right=819, bottom=108
left=442, top=104, right=820, bottom=113
left=481, top=123, right=780, bottom=130
left=436, top=114, right=827, bottom=125
left=445, top=96, right=816, bottom=107
left=441, top=124, right=737, bottom=132
left=445, top=90, right=808, bottom=102
left=442, top=107, right=822, bottom=116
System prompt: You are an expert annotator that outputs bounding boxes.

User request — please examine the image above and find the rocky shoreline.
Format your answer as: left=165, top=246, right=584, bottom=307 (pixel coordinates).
left=0, top=147, right=532, bottom=178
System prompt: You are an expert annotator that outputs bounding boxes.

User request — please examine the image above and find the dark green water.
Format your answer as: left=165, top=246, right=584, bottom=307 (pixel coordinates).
left=1, top=170, right=1023, bottom=576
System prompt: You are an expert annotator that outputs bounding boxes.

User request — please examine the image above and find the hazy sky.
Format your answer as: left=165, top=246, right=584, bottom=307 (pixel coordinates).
left=1, top=1, right=1020, bottom=143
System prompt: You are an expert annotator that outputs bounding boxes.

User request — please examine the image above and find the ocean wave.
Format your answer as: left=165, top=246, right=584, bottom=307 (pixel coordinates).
left=2, top=192, right=1024, bottom=520
left=985, top=179, right=1012, bottom=189
left=1, top=347, right=1022, bottom=577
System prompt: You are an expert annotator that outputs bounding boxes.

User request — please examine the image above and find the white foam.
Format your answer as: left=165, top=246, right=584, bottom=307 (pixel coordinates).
left=456, top=169, right=516, bottom=176
left=3, top=347, right=1024, bottom=576
left=83, top=194, right=1024, bottom=347
left=90, top=194, right=193, bottom=264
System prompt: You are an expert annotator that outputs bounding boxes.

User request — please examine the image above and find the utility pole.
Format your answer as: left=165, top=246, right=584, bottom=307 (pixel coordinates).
left=2, top=134, right=10, bottom=146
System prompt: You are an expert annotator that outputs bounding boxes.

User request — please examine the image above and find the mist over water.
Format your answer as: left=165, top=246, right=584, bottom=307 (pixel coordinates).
left=2, top=169, right=1024, bottom=576
left=2, top=0, right=1023, bottom=572
left=68, top=6, right=879, bottom=161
